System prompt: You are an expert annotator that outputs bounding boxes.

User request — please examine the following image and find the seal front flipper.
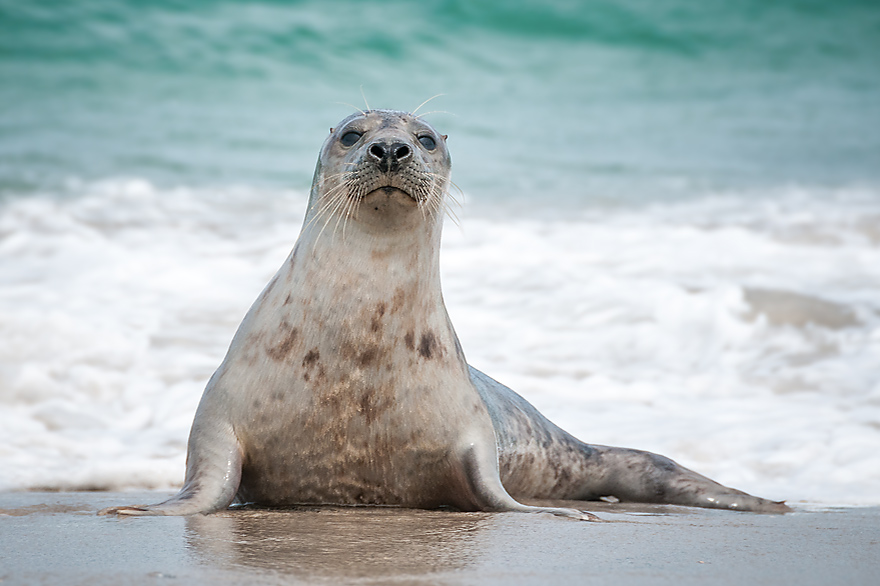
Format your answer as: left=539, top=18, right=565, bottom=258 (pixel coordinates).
left=98, top=417, right=242, bottom=516
left=453, top=438, right=600, bottom=522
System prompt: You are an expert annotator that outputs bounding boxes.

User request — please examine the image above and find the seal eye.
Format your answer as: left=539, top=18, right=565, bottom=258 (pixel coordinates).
left=418, top=135, right=436, bottom=151
left=340, top=131, right=362, bottom=147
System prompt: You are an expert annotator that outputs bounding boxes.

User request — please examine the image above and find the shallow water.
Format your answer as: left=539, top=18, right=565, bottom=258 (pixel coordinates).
left=1, top=1, right=879, bottom=504
left=2, top=492, right=879, bottom=585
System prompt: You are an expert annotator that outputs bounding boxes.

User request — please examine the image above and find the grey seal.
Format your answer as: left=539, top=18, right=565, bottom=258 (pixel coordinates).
left=99, top=110, right=788, bottom=518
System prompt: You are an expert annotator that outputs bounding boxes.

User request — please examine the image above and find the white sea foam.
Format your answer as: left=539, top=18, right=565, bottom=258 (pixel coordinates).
left=1, top=179, right=878, bottom=505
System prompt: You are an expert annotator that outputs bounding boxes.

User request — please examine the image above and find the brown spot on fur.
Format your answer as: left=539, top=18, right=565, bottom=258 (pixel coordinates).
left=370, top=302, right=387, bottom=332
left=551, top=466, right=574, bottom=493
left=392, top=288, right=407, bottom=310
left=302, top=349, right=320, bottom=367
left=418, top=331, right=438, bottom=359
left=283, top=294, right=292, bottom=305
left=358, top=387, right=386, bottom=424
left=338, top=340, right=358, bottom=361
left=321, top=388, right=346, bottom=418
left=404, top=331, right=415, bottom=350
left=358, top=346, right=380, bottom=367
left=267, top=326, right=299, bottom=362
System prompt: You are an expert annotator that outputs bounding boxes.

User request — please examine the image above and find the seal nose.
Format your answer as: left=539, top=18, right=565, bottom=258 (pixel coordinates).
left=368, top=141, right=412, bottom=172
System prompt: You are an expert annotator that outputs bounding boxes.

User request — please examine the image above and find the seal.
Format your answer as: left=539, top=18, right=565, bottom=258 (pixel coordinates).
left=99, top=110, right=788, bottom=518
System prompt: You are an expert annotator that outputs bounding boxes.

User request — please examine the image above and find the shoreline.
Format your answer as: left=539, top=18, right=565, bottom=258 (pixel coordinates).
left=2, top=491, right=878, bottom=585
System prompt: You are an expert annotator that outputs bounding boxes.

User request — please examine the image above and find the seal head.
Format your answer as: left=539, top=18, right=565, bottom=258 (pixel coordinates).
left=306, top=110, right=451, bottom=235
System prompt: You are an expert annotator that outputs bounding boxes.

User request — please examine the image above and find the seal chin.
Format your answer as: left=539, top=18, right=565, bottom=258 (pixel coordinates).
left=356, top=186, right=425, bottom=232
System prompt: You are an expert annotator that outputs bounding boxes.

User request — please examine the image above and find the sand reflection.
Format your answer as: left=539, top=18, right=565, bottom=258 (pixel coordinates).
left=183, top=506, right=491, bottom=580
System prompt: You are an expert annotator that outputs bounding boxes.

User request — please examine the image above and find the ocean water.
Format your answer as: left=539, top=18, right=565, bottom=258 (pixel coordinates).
left=1, top=0, right=879, bottom=504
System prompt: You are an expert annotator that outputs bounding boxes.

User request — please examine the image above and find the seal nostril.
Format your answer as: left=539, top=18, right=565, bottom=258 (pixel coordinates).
left=370, top=144, right=386, bottom=159
left=395, top=145, right=410, bottom=159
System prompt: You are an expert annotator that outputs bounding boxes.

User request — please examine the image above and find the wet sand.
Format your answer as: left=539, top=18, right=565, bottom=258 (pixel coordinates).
left=1, top=492, right=878, bottom=585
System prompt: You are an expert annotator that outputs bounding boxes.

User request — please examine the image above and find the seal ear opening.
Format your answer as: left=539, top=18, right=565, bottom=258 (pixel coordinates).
left=330, top=127, right=335, bottom=134
left=442, top=135, right=448, bottom=141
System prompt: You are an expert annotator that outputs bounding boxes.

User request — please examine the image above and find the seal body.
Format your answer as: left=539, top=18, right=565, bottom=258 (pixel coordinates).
left=100, top=110, right=788, bottom=518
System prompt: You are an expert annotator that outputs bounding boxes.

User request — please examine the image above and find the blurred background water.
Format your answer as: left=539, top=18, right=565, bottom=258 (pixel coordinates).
left=1, top=0, right=879, bottom=503
left=3, top=0, right=878, bottom=203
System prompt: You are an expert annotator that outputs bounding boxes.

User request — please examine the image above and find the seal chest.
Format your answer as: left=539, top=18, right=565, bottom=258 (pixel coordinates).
left=229, top=240, right=488, bottom=507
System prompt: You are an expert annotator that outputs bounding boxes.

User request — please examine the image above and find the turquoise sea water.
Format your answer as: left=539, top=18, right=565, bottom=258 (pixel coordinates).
left=2, top=0, right=879, bottom=207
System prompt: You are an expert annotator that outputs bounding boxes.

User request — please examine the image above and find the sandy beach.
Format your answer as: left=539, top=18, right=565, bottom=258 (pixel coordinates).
left=1, top=492, right=877, bottom=585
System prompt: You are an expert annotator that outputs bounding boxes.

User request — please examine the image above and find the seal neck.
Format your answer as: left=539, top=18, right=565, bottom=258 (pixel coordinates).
left=275, top=212, right=465, bottom=378
left=290, top=208, right=446, bottom=316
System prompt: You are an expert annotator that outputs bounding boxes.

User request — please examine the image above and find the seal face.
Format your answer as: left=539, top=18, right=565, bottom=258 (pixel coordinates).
left=324, top=110, right=447, bottom=206
left=99, top=110, right=789, bottom=518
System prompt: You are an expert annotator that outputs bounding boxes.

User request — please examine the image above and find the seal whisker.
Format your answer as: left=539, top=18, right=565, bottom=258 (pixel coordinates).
left=304, top=180, right=354, bottom=232
left=420, top=197, right=434, bottom=222
left=337, top=184, right=360, bottom=239
left=432, top=187, right=454, bottom=226
left=328, top=179, right=359, bottom=236
left=310, top=177, right=356, bottom=213
left=441, top=196, right=461, bottom=227
left=340, top=171, right=368, bottom=237
left=316, top=171, right=357, bottom=188
left=316, top=189, right=351, bottom=244
left=445, top=179, right=464, bottom=204
left=360, top=86, right=371, bottom=112
left=420, top=171, right=459, bottom=213
left=442, top=183, right=464, bottom=222
left=333, top=101, right=366, bottom=117
left=415, top=110, right=453, bottom=119
left=308, top=199, right=343, bottom=244
left=424, top=173, right=442, bottom=222
left=346, top=190, right=362, bottom=235
left=313, top=183, right=349, bottom=214
left=303, top=196, right=339, bottom=232
left=411, top=94, right=446, bottom=117
left=308, top=178, right=355, bottom=245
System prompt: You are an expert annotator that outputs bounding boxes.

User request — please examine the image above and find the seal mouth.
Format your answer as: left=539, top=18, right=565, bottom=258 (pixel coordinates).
left=377, top=185, right=416, bottom=200
left=362, top=185, right=419, bottom=204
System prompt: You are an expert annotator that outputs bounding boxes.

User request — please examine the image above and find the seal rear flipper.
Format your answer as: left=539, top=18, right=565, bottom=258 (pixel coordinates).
left=469, top=366, right=789, bottom=513
left=98, top=420, right=242, bottom=516
left=584, top=446, right=792, bottom=513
